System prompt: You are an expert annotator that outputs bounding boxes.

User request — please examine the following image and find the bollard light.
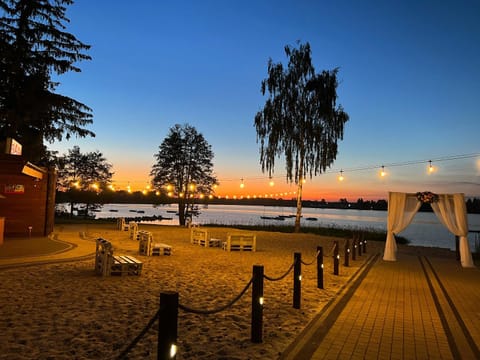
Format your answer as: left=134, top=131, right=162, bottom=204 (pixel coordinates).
left=170, top=344, right=177, bottom=358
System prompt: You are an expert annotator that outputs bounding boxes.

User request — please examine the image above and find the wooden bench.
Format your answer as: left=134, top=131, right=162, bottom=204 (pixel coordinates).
left=190, top=228, right=207, bottom=245
left=116, top=217, right=129, bottom=231
left=138, top=230, right=172, bottom=256
left=129, top=222, right=139, bottom=240
left=95, top=238, right=143, bottom=276
left=222, top=233, right=256, bottom=251
left=190, top=228, right=220, bottom=247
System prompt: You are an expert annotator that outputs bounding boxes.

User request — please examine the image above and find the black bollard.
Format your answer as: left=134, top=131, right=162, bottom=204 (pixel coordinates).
left=251, top=265, right=264, bottom=343
left=293, top=252, right=301, bottom=309
left=455, top=235, right=460, bottom=261
left=317, top=246, right=324, bottom=289
left=358, top=233, right=362, bottom=257
left=333, top=241, right=339, bottom=275
left=362, top=232, right=367, bottom=253
left=344, top=238, right=350, bottom=267
left=158, top=291, right=179, bottom=360
left=352, top=235, right=357, bottom=261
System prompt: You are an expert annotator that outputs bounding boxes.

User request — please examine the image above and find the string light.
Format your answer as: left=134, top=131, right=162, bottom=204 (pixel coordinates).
left=428, top=160, right=434, bottom=173
left=380, top=165, right=386, bottom=177
left=103, top=152, right=478, bottom=194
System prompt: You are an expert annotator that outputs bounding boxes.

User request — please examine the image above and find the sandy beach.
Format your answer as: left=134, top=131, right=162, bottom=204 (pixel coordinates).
left=0, top=223, right=386, bottom=359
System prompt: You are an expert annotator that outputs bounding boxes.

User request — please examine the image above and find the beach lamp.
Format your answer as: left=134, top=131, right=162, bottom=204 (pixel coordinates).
left=170, top=343, right=177, bottom=358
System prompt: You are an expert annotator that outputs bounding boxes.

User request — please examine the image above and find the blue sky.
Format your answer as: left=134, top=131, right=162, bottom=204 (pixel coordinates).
left=49, top=0, right=480, bottom=200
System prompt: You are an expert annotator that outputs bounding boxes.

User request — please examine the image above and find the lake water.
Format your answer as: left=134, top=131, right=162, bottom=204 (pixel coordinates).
left=87, top=203, right=480, bottom=251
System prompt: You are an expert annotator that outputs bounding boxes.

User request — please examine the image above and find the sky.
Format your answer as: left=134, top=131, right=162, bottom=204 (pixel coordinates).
left=48, top=0, right=480, bottom=201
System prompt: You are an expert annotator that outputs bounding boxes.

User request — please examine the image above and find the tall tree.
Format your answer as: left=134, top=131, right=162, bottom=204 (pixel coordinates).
left=56, top=145, right=113, bottom=217
left=151, top=124, right=218, bottom=226
left=254, top=41, right=349, bottom=232
left=0, top=0, right=94, bottom=163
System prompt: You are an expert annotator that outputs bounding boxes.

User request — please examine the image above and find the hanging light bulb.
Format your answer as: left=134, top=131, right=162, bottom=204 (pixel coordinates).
left=269, top=177, right=275, bottom=187
left=380, top=165, right=386, bottom=177
left=428, top=160, right=434, bottom=173
left=338, top=170, right=344, bottom=181
left=240, top=178, right=245, bottom=188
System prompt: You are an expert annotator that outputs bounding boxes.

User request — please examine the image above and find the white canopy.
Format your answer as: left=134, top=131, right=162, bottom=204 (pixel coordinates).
left=383, top=191, right=475, bottom=268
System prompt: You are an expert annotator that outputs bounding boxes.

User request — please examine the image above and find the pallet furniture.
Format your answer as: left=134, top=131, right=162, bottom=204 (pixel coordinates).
left=95, top=238, right=143, bottom=276
left=190, top=228, right=220, bottom=247
left=222, top=233, right=256, bottom=251
left=129, top=222, right=139, bottom=240
left=116, top=217, right=129, bottom=231
left=138, top=230, right=172, bottom=256
left=191, top=228, right=207, bottom=245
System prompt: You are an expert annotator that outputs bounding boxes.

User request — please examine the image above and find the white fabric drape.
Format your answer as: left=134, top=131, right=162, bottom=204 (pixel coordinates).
left=431, top=193, right=474, bottom=267
left=384, top=192, right=421, bottom=261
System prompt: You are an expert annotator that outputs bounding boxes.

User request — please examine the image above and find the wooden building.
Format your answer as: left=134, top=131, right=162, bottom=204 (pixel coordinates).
left=0, top=153, right=56, bottom=238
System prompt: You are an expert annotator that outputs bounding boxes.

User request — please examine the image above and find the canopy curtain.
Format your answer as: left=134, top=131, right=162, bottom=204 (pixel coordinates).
left=431, top=193, right=474, bottom=267
left=384, top=192, right=421, bottom=261
left=384, top=191, right=475, bottom=268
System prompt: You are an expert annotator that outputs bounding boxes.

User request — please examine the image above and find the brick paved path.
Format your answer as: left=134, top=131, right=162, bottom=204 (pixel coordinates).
left=282, top=252, right=480, bottom=359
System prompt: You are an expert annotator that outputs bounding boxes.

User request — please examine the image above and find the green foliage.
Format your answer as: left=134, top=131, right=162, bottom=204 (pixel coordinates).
left=151, top=124, right=218, bottom=226
left=0, top=0, right=93, bottom=163
left=254, top=41, right=349, bottom=232
left=205, top=223, right=409, bottom=244
left=56, top=146, right=113, bottom=217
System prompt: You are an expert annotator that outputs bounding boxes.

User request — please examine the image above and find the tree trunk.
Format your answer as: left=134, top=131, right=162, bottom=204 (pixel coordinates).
left=178, top=201, right=186, bottom=226
left=294, top=181, right=303, bottom=233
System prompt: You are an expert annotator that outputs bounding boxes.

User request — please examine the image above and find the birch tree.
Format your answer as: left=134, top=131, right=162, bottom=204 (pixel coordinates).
left=254, top=41, right=349, bottom=232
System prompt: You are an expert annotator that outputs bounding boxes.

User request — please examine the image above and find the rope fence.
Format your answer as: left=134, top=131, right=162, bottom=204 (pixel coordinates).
left=116, top=230, right=368, bottom=359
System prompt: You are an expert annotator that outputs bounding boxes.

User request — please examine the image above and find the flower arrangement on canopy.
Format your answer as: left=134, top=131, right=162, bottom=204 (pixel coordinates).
left=416, top=191, right=439, bottom=204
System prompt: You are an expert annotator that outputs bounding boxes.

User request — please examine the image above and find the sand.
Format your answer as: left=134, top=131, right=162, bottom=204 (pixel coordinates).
left=0, top=223, right=385, bottom=359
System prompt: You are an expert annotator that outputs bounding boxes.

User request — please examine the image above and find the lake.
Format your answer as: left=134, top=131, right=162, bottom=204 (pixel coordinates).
left=86, top=203, right=480, bottom=251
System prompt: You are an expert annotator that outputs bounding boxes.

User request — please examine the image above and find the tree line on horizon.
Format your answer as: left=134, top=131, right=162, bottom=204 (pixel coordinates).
left=54, top=189, right=480, bottom=216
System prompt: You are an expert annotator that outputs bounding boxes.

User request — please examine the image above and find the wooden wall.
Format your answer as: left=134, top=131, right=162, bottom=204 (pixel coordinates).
left=0, top=154, right=56, bottom=237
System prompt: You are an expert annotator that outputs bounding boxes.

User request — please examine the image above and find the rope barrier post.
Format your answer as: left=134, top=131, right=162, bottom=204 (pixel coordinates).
left=317, top=246, right=324, bottom=289
left=333, top=241, right=339, bottom=276
left=455, top=235, right=460, bottom=261
left=293, top=252, right=301, bottom=309
left=352, top=233, right=357, bottom=261
left=344, top=238, right=350, bottom=267
left=251, top=265, right=264, bottom=343
left=158, top=291, right=178, bottom=360
left=358, top=232, right=362, bottom=256
left=362, top=232, right=367, bottom=253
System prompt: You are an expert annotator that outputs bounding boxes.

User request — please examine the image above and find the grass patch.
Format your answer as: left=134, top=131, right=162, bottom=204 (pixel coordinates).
left=205, top=223, right=409, bottom=244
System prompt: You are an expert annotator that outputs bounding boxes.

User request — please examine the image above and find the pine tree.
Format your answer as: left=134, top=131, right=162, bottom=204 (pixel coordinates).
left=0, top=0, right=94, bottom=163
